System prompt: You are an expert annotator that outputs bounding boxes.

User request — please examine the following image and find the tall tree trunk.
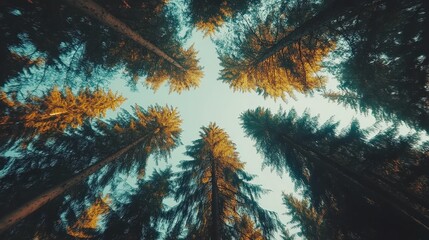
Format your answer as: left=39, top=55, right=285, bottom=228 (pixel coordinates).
left=255, top=0, right=377, bottom=65
left=63, top=0, right=186, bottom=71
left=210, top=157, right=221, bottom=240
left=0, top=135, right=147, bottom=234
left=281, top=135, right=429, bottom=232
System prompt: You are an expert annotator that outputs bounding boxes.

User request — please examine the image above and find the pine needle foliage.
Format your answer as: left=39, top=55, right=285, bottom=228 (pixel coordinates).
left=66, top=196, right=111, bottom=239
left=145, top=45, right=204, bottom=93
left=241, top=107, right=429, bottom=239
left=218, top=1, right=334, bottom=99
left=282, top=194, right=325, bottom=240
left=0, top=87, right=124, bottom=150
left=101, top=168, right=173, bottom=239
left=167, top=123, right=280, bottom=239
left=185, top=0, right=260, bottom=36
left=235, top=215, right=265, bottom=240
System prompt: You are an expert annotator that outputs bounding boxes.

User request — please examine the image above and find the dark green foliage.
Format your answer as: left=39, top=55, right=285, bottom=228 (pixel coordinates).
left=101, top=168, right=173, bottom=240
left=241, top=107, right=429, bottom=239
left=325, top=0, right=429, bottom=132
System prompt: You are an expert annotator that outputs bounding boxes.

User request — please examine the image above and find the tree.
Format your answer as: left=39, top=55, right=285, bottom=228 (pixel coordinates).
left=0, top=87, right=125, bottom=150
left=327, top=0, right=429, bottom=132
left=235, top=215, right=265, bottom=240
left=167, top=123, right=280, bottom=239
left=282, top=194, right=326, bottom=240
left=241, top=107, right=429, bottom=239
left=184, top=0, right=260, bottom=36
left=0, top=105, right=182, bottom=234
left=217, top=0, right=335, bottom=99
left=249, top=0, right=374, bottom=64
left=66, top=195, right=111, bottom=239
left=101, top=168, right=173, bottom=240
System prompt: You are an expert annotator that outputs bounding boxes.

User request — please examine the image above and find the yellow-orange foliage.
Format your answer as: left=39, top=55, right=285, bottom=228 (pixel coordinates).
left=145, top=46, right=203, bottom=93
left=220, top=24, right=335, bottom=100
left=238, top=215, right=264, bottom=240
left=67, top=196, right=111, bottom=239
left=198, top=124, right=244, bottom=222
left=133, top=105, right=182, bottom=156
left=0, top=87, right=125, bottom=135
left=193, top=0, right=233, bottom=36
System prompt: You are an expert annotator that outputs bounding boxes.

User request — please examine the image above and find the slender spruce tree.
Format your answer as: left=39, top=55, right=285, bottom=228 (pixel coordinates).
left=167, top=123, right=281, bottom=239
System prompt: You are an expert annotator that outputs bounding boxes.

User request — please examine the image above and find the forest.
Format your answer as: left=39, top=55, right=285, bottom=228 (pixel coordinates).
left=0, top=0, right=428, bottom=239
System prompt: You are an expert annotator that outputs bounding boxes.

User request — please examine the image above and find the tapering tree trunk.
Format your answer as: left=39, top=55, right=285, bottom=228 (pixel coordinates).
left=281, top=135, right=429, bottom=232
left=0, top=135, right=147, bottom=234
left=255, top=0, right=376, bottom=65
left=210, top=157, right=221, bottom=240
left=63, top=0, right=186, bottom=71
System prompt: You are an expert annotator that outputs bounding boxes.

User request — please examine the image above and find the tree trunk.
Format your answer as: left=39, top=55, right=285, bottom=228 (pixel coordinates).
left=210, top=157, right=221, bottom=240
left=63, top=0, right=186, bottom=71
left=0, top=135, right=147, bottom=234
left=255, top=0, right=376, bottom=65
left=281, top=135, right=429, bottom=232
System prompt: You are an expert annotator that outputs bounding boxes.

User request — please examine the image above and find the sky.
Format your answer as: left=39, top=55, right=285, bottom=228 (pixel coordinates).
left=104, top=29, right=392, bottom=238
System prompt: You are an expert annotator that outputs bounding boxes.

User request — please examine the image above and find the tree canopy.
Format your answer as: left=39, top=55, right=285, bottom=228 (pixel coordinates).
left=1, top=0, right=428, bottom=238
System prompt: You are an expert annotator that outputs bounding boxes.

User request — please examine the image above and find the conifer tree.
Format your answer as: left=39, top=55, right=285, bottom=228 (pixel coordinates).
left=101, top=168, right=173, bottom=239
left=327, top=0, right=429, bottom=132
left=249, top=0, right=373, bottom=64
left=217, top=1, right=334, bottom=99
left=185, top=0, right=260, bottom=36
left=66, top=195, right=111, bottom=239
left=235, top=215, right=265, bottom=240
left=0, top=87, right=125, bottom=150
left=241, top=107, right=429, bottom=239
left=167, top=123, right=280, bottom=239
left=282, top=194, right=326, bottom=240
left=0, top=105, right=182, bottom=234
